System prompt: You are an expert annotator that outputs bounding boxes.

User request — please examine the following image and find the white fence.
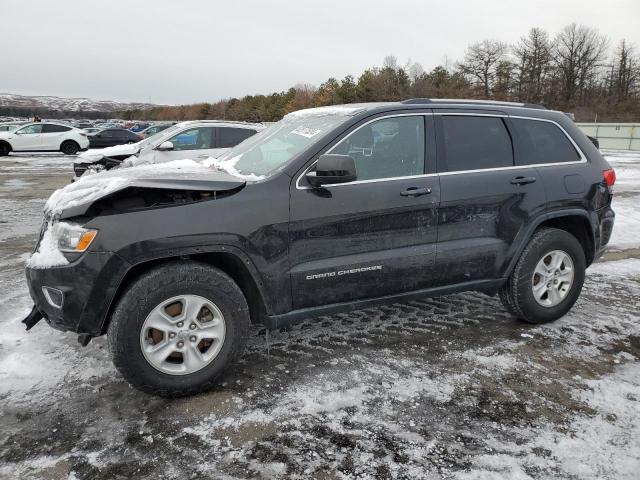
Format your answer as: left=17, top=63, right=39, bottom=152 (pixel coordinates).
left=576, top=123, right=640, bottom=151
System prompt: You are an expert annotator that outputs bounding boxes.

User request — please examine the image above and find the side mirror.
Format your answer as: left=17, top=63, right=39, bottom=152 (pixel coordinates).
left=157, top=141, right=174, bottom=151
left=305, top=154, right=357, bottom=187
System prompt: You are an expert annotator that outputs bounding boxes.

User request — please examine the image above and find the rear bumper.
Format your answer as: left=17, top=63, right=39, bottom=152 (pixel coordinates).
left=25, top=251, right=131, bottom=336
left=594, top=205, right=615, bottom=260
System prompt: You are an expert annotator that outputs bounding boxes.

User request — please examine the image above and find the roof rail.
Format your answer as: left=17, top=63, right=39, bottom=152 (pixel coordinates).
left=400, top=98, right=547, bottom=110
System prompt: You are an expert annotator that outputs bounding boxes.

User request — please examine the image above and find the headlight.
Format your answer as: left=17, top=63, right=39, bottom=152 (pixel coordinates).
left=52, top=222, right=98, bottom=253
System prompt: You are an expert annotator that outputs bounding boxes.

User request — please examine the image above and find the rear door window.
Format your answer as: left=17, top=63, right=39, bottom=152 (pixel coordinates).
left=438, top=116, right=513, bottom=172
left=215, top=127, right=257, bottom=148
left=42, top=124, right=71, bottom=133
left=511, top=118, right=581, bottom=165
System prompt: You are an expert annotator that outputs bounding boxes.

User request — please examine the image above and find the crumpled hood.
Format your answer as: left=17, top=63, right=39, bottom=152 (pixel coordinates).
left=76, top=143, right=142, bottom=164
left=46, top=159, right=245, bottom=219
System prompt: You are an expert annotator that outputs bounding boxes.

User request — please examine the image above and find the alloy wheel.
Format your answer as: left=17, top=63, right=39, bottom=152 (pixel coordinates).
left=139, top=294, right=226, bottom=375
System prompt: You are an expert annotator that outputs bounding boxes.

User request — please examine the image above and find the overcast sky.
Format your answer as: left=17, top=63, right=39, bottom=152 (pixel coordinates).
left=3, top=0, right=639, bottom=105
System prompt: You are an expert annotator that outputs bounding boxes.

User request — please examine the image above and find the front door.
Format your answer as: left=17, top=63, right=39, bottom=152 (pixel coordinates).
left=289, top=114, right=440, bottom=309
left=434, top=113, right=547, bottom=285
left=11, top=124, right=43, bottom=151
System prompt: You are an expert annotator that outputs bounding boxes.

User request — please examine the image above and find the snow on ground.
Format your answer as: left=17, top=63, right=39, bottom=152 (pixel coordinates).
left=0, top=151, right=639, bottom=479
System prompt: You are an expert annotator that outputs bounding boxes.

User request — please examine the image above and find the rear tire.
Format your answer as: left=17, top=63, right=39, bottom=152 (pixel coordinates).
left=0, top=141, right=11, bottom=156
left=107, top=261, right=250, bottom=397
left=60, top=140, right=80, bottom=155
left=500, top=228, right=586, bottom=324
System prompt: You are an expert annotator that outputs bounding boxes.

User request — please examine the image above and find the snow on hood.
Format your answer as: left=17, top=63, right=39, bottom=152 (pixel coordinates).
left=202, top=155, right=265, bottom=182
left=44, top=159, right=234, bottom=217
left=76, top=143, right=141, bottom=164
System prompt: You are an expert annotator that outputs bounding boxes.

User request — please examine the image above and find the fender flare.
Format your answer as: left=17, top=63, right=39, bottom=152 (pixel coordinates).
left=98, top=243, right=273, bottom=334
left=503, top=209, right=596, bottom=278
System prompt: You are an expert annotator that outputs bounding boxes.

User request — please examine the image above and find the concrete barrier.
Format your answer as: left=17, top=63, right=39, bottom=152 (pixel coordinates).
left=576, top=123, right=640, bottom=151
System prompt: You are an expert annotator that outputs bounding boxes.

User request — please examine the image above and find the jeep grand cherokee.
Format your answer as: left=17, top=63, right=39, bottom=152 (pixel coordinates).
left=23, top=99, right=616, bottom=397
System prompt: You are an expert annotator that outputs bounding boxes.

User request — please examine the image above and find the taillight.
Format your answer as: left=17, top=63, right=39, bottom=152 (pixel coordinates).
left=603, top=169, right=616, bottom=187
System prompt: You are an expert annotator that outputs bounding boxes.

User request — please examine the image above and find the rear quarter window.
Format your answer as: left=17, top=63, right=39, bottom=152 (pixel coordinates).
left=439, top=116, right=513, bottom=172
left=512, top=118, right=581, bottom=165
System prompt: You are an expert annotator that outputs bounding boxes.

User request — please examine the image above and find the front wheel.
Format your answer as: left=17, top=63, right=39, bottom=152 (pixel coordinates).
left=107, top=261, right=250, bottom=397
left=0, top=142, right=11, bottom=156
left=500, top=228, right=586, bottom=324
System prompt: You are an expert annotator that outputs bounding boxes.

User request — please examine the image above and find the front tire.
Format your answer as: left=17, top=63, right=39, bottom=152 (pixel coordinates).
left=60, top=140, right=80, bottom=155
left=107, top=261, right=250, bottom=397
left=500, top=228, right=586, bottom=324
left=0, top=141, right=11, bottom=156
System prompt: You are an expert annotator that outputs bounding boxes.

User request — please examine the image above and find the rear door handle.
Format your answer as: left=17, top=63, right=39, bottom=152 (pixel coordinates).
left=511, top=176, right=537, bottom=185
left=400, top=187, right=431, bottom=197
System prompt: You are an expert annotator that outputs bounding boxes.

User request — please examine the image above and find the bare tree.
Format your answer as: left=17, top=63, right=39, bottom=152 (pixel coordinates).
left=513, top=28, right=552, bottom=102
left=609, top=40, right=640, bottom=102
left=458, top=40, right=509, bottom=97
left=383, top=55, right=398, bottom=70
left=552, top=23, right=608, bottom=103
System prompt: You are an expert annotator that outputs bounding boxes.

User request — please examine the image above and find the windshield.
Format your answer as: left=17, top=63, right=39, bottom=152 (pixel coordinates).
left=213, top=111, right=355, bottom=178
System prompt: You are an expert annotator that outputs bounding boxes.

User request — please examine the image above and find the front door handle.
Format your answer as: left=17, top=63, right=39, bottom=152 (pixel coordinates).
left=511, top=176, right=537, bottom=185
left=400, top=187, right=432, bottom=197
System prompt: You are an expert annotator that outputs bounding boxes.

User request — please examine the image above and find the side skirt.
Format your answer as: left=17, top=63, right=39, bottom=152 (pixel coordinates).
left=265, top=278, right=505, bottom=330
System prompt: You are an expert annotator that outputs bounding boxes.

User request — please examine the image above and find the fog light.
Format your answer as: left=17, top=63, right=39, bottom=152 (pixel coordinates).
left=42, top=287, right=64, bottom=309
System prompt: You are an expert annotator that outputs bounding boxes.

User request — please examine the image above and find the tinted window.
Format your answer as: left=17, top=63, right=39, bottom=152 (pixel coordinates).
left=101, top=130, right=115, bottom=137
left=439, top=116, right=513, bottom=172
left=330, top=116, right=425, bottom=181
left=42, top=124, right=71, bottom=133
left=512, top=118, right=580, bottom=165
left=216, top=127, right=257, bottom=148
left=169, top=127, right=214, bottom=151
left=16, top=124, right=43, bottom=134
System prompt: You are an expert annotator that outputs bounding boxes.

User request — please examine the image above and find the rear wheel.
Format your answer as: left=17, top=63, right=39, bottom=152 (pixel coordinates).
left=0, top=141, right=11, bottom=156
left=107, top=261, right=250, bottom=397
left=500, top=228, right=586, bottom=324
left=60, top=140, right=79, bottom=155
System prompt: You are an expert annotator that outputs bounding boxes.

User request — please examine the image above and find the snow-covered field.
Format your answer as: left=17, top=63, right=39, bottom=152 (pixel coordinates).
left=0, top=151, right=639, bottom=479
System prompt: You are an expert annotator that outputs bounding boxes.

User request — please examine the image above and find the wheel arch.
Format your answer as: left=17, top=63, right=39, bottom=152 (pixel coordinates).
left=100, top=249, right=270, bottom=335
left=504, top=209, right=596, bottom=278
left=0, top=139, right=13, bottom=152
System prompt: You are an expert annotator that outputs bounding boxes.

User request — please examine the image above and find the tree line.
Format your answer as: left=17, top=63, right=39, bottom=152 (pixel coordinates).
left=123, top=23, right=637, bottom=123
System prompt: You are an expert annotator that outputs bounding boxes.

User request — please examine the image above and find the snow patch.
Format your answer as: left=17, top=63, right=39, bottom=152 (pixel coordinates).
left=26, top=221, right=68, bottom=268
left=203, top=155, right=265, bottom=181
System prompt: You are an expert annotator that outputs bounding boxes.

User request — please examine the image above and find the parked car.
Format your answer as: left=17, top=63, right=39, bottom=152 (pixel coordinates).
left=129, top=122, right=150, bottom=133
left=139, top=123, right=174, bottom=138
left=23, top=99, right=615, bottom=397
left=87, top=128, right=142, bottom=149
left=74, top=120, right=263, bottom=176
left=81, top=127, right=102, bottom=135
left=0, top=122, right=89, bottom=155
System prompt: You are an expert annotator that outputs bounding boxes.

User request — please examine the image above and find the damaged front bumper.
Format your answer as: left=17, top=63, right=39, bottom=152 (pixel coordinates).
left=24, top=251, right=131, bottom=337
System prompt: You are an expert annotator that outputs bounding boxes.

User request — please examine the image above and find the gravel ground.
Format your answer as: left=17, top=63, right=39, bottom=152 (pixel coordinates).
left=0, top=152, right=639, bottom=480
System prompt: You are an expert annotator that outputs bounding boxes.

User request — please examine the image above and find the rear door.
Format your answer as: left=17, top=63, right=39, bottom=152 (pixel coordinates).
left=41, top=124, right=71, bottom=150
left=289, top=113, right=440, bottom=309
left=434, top=113, right=547, bottom=285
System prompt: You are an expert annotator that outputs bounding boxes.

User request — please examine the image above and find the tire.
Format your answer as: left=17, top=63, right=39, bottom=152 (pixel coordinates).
left=0, top=141, right=11, bottom=156
left=60, top=140, right=80, bottom=155
left=500, top=228, right=586, bottom=324
left=107, top=261, right=250, bottom=397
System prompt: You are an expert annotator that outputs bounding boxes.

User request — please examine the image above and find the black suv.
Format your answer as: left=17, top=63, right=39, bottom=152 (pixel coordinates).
left=23, top=99, right=616, bottom=397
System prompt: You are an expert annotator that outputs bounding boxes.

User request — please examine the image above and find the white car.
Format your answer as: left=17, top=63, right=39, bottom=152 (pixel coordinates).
left=0, top=122, right=90, bottom=156
left=73, top=120, right=264, bottom=176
